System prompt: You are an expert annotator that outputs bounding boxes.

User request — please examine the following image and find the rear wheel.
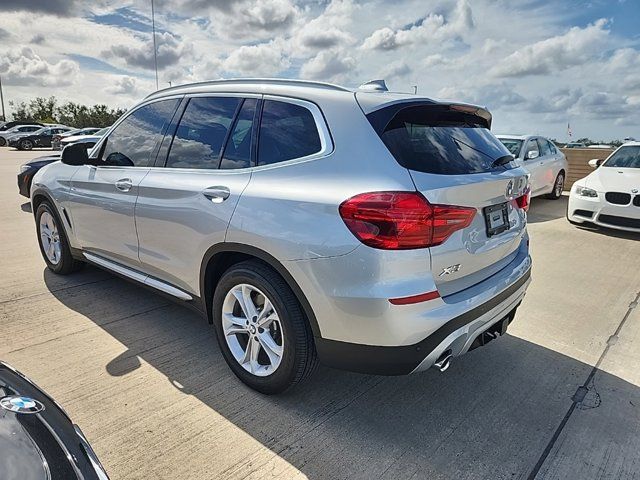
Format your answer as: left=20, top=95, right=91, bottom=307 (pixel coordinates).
left=212, top=260, right=317, bottom=394
left=546, top=172, right=565, bottom=199
left=20, top=139, right=33, bottom=151
left=35, top=201, right=83, bottom=274
left=0, top=137, right=6, bottom=147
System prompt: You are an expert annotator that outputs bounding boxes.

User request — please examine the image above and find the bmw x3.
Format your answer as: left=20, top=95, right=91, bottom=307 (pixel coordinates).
left=30, top=79, right=532, bottom=394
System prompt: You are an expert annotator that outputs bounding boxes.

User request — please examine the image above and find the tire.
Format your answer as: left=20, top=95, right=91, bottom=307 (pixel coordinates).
left=35, top=201, right=83, bottom=274
left=20, top=139, right=33, bottom=151
left=0, top=137, right=6, bottom=147
left=546, top=172, right=565, bottom=200
left=212, top=260, right=318, bottom=394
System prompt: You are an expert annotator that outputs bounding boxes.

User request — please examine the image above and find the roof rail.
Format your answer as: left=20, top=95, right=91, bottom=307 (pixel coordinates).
left=145, top=78, right=351, bottom=99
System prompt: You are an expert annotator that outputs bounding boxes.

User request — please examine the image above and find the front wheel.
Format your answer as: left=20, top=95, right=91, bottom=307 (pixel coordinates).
left=212, top=260, right=318, bottom=394
left=20, top=139, right=33, bottom=151
left=35, top=201, right=83, bottom=274
left=0, top=137, right=6, bottom=147
left=546, top=172, right=565, bottom=200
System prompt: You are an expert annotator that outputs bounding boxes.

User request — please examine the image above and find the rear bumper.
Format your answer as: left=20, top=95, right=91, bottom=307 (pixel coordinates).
left=316, top=268, right=530, bottom=375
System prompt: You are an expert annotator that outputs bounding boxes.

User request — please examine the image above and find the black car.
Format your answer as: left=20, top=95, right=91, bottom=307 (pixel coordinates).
left=0, top=120, right=44, bottom=131
left=0, top=361, right=109, bottom=479
left=8, top=126, right=72, bottom=150
left=18, top=154, right=60, bottom=197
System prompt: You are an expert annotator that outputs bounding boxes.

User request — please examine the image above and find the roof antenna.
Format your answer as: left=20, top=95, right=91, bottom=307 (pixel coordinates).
left=358, top=79, right=388, bottom=92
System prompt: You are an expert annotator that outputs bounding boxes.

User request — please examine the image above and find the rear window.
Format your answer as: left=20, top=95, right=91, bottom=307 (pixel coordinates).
left=371, top=105, right=514, bottom=175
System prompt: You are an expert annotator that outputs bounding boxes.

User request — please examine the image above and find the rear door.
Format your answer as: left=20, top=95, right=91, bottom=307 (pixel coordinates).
left=370, top=103, right=529, bottom=296
left=67, top=98, right=180, bottom=267
left=134, top=95, right=257, bottom=295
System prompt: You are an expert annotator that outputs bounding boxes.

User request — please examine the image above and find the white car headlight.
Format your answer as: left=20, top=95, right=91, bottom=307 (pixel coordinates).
left=575, top=185, right=598, bottom=198
left=20, top=165, right=30, bottom=173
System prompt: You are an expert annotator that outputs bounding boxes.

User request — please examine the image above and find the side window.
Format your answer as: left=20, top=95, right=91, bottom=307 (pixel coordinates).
left=166, top=97, right=240, bottom=169
left=524, top=139, right=539, bottom=160
left=101, top=99, right=178, bottom=167
left=220, top=98, right=257, bottom=170
left=537, top=138, right=551, bottom=156
left=257, top=100, right=321, bottom=166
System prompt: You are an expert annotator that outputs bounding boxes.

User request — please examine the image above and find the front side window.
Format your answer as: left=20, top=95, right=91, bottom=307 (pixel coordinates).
left=537, top=138, right=552, bottom=156
left=603, top=146, right=640, bottom=169
left=166, top=97, right=240, bottom=169
left=101, top=99, right=179, bottom=167
left=258, top=100, right=321, bottom=166
left=524, top=140, right=539, bottom=160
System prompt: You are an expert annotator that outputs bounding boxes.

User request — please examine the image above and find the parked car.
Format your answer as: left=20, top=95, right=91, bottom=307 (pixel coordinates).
left=52, top=127, right=101, bottom=150
left=567, top=141, right=640, bottom=232
left=0, top=361, right=109, bottom=479
left=18, top=153, right=61, bottom=197
left=565, top=142, right=587, bottom=148
left=58, top=127, right=109, bottom=151
left=0, top=124, right=42, bottom=146
left=30, top=79, right=532, bottom=394
left=0, top=120, right=43, bottom=131
left=8, top=126, right=72, bottom=150
left=497, top=135, right=568, bottom=199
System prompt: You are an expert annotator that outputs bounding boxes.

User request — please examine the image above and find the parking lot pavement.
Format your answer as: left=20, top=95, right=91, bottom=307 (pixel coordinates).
left=1, top=149, right=639, bottom=480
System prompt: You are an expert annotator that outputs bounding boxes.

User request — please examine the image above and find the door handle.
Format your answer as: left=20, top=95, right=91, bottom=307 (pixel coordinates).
left=202, top=186, right=230, bottom=203
left=115, top=178, right=133, bottom=192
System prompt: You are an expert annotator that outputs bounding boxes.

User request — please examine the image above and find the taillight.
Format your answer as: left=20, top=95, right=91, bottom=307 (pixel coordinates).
left=338, top=191, right=476, bottom=250
left=515, top=187, right=531, bottom=211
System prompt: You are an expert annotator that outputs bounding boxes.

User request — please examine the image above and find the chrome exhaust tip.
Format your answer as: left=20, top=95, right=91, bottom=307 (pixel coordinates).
left=433, top=350, right=453, bottom=372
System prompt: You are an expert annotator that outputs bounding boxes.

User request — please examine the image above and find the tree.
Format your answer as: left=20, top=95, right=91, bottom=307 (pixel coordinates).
left=9, top=96, right=126, bottom=127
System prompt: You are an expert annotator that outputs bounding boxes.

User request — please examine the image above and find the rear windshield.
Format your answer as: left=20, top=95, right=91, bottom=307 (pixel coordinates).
left=370, top=105, right=515, bottom=175
left=603, top=146, right=640, bottom=169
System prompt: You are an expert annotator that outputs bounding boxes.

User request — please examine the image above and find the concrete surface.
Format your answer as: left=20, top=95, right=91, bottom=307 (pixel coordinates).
left=1, top=149, right=639, bottom=480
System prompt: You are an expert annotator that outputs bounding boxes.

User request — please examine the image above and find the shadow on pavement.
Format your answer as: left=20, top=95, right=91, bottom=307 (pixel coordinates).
left=43, top=267, right=640, bottom=479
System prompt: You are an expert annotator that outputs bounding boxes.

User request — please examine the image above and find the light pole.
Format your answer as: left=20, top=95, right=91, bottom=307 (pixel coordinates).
left=151, top=0, right=159, bottom=90
left=0, top=74, right=5, bottom=122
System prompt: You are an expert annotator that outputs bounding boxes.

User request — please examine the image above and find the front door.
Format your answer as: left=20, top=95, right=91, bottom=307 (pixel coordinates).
left=66, top=98, right=180, bottom=268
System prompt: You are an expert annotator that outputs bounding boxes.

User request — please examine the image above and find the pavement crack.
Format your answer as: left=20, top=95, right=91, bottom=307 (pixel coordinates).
left=526, top=289, right=640, bottom=480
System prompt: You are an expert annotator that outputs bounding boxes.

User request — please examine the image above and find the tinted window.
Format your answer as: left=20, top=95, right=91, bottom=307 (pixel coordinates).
left=524, top=140, right=539, bottom=160
left=166, top=97, right=240, bottom=169
left=220, top=98, right=257, bottom=170
left=101, top=99, right=178, bottom=167
left=375, top=105, right=513, bottom=175
left=258, top=100, right=321, bottom=166
left=603, top=146, right=640, bottom=169
left=537, top=138, right=552, bottom=156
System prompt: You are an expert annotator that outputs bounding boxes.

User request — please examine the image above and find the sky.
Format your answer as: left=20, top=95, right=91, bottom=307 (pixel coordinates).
left=0, top=0, right=639, bottom=141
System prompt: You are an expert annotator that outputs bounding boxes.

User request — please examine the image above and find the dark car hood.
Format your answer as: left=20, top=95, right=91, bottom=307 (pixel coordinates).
left=0, top=362, right=107, bottom=480
left=26, top=154, right=61, bottom=167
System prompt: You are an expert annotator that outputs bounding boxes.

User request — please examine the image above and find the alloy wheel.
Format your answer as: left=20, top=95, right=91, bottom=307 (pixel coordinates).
left=555, top=174, right=564, bottom=197
left=39, top=212, right=62, bottom=265
left=221, top=284, right=284, bottom=377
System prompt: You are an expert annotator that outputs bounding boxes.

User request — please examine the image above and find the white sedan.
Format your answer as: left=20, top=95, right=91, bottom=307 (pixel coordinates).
left=567, top=142, right=640, bottom=232
left=497, top=135, right=568, bottom=199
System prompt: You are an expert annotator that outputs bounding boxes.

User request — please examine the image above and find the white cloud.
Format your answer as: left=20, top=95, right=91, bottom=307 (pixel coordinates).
left=223, top=40, right=290, bottom=76
left=0, top=46, right=79, bottom=87
left=491, top=19, right=610, bottom=77
left=103, top=31, right=193, bottom=71
left=300, top=49, right=356, bottom=82
left=106, top=76, right=139, bottom=95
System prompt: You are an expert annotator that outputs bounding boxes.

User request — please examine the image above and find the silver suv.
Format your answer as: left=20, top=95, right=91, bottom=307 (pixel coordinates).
left=31, top=79, right=532, bottom=394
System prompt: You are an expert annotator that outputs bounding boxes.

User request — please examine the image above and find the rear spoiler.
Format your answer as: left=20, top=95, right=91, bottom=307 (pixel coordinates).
left=365, top=101, right=492, bottom=135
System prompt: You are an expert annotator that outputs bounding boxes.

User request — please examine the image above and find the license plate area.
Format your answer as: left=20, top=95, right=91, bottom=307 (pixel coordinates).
left=484, top=202, right=510, bottom=237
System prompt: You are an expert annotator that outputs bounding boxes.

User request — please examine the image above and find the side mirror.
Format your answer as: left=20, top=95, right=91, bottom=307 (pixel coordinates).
left=588, top=159, right=603, bottom=168
left=61, top=143, right=92, bottom=166
left=526, top=150, right=539, bottom=160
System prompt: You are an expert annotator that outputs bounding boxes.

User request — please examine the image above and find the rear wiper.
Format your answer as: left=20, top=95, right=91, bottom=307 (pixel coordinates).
left=492, top=155, right=514, bottom=168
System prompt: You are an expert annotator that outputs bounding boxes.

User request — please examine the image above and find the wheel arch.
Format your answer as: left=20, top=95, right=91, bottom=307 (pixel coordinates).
left=200, top=243, right=321, bottom=338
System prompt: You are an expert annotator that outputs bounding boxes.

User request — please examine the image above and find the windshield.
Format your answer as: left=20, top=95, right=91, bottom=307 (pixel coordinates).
left=373, top=105, right=514, bottom=175
left=498, top=138, right=523, bottom=157
left=603, top=146, right=640, bottom=169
